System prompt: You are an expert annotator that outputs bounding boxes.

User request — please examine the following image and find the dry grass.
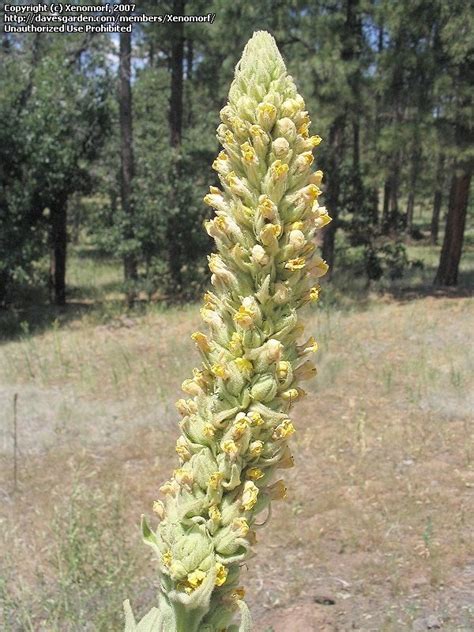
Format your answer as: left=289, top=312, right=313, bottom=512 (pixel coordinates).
left=0, top=259, right=473, bottom=630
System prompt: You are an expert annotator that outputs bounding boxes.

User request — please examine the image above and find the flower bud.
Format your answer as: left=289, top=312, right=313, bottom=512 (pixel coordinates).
left=250, top=374, right=278, bottom=402
left=272, top=137, right=290, bottom=158
left=256, top=102, right=277, bottom=131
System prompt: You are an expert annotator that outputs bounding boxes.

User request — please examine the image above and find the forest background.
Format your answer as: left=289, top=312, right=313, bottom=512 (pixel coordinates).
left=0, top=1, right=473, bottom=631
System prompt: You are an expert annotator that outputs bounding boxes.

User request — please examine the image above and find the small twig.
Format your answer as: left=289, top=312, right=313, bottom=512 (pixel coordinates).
left=13, top=393, right=18, bottom=493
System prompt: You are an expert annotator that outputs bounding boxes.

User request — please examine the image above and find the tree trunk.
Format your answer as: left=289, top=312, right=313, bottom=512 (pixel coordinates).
left=382, top=154, right=401, bottom=234
left=167, top=0, right=185, bottom=292
left=50, top=198, right=67, bottom=306
left=169, top=0, right=184, bottom=149
left=382, top=180, right=390, bottom=227
left=322, top=0, right=360, bottom=272
left=389, top=156, right=400, bottom=227
left=430, top=153, right=445, bottom=244
left=434, top=166, right=471, bottom=286
left=119, top=29, right=137, bottom=306
left=322, top=117, right=345, bottom=271
left=186, top=37, right=193, bottom=81
left=406, top=192, right=415, bottom=233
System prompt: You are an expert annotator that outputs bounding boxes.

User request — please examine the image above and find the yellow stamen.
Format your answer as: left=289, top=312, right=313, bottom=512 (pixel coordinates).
left=235, top=357, right=253, bottom=377
left=273, top=419, right=296, bottom=440
left=215, top=562, right=228, bottom=587
left=211, top=363, right=230, bottom=380
left=222, top=439, right=239, bottom=458
left=209, top=505, right=221, bottom=522
left=241, top=481, right=259, bottom=511
left=285, top=257, right=306, bottom=270
left=185, top=569, right=206, bottom=593
left=208, top=472, right=224, bottom=490
left=247, top=467, right=264, bottom=480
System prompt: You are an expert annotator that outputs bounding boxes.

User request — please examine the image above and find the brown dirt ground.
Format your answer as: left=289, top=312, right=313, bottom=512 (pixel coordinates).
left=1, top=295, right=473, bottom=631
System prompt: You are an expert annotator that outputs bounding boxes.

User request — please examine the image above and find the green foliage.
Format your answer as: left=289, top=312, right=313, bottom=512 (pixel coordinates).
left=0, top=34, right=111, bottom=305
left=1, top=0, right=472, bottom=306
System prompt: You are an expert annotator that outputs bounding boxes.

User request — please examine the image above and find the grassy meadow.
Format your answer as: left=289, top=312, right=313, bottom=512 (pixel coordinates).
left=0, top=235, right=473, bottom=631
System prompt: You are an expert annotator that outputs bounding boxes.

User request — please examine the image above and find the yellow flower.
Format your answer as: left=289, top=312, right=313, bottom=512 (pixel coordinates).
left=152, top=500, right=165, bottom=519
left=298, top=335, right=319, bottom=355
left=185, top=569, right=206, bottom=593
left=309, top=286, right=321, bottom=302
left=203, top=423, right=215, bottom=438
left=250, top=124, right=265, bottom=138
left=230, top=115, right=247, bottom=137
left=162, top=550, right=172, bottom=567
left=309, top=135, right=322, bottom=147
left=241, top=481, right=259, bottom=511
left=228, top=332, right=243, bottom=355
left=302, top=183, right=321, bottom=202
left=175, top=398, right=197, bottom=416
left=240, top=141, right=258, bottom=164
left=276, top=360, right=291, bottom=383
left=285, top=257, right=306, bottom=271
left=298, top=121, right=309, bottom=137
left=271, top=160, right=289, bottom=180
left=208, top=472, right=224, bottom=490
left=222, top=439, right=239, bottom=458
left=200, top=307, right=223, bottom=328
left=247, top=467, right=264, bottom=481
left=174, top=468, right=194, bottom=487
left=231, top=517, right=250, bottom=536
left=181, top=378, right=202, bottom=396
left=160, top=480, right=178, bottom=496
left=233, top=306, right=254, bottom=329
left=312, top=206, right=332, bottom=229
left=232, top=414, right=250, bottom=438
left=235, top=357, right=253, bottom=378
left=175, top=439, right=191, bottom=461
left=249, top=440, right=264, bottom=457
left=311, top=170, right=324, bottom=186
left=215, top=562, right=228, bottom=587
left=259, top=223, right=282, bottom=246
left=212, top=151, right=230, bottom=173
left=258, top=194, right=278, bottom=220
left=193, top=368, right=213, bottom=389
left=290, top=220, right=305, bottom=231
left=281, top=387, right=307, bottom=401
left=233, top=297, right=259, bottom=329
left=211, top=363, right=230, bottom=380
left=256, top=102, right=277, bottom=130
left=191, top=331, right=211, bottom=353
left=272, top=419, right=296, bottom=440
left=248, top=411, right=264, bottom=426
left=209, top=505, right=221, bottom=522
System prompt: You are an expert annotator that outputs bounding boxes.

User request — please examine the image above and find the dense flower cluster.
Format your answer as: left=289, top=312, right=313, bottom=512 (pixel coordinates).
left=125, top=30, right=330, bottom=632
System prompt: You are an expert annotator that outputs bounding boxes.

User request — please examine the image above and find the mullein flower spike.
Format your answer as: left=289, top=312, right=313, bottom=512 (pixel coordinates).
left=124, top=30, right=330, bottom=632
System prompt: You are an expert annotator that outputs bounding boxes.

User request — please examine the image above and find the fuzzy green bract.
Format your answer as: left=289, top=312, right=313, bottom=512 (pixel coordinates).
left=125, top=30, right=330, bottom=632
